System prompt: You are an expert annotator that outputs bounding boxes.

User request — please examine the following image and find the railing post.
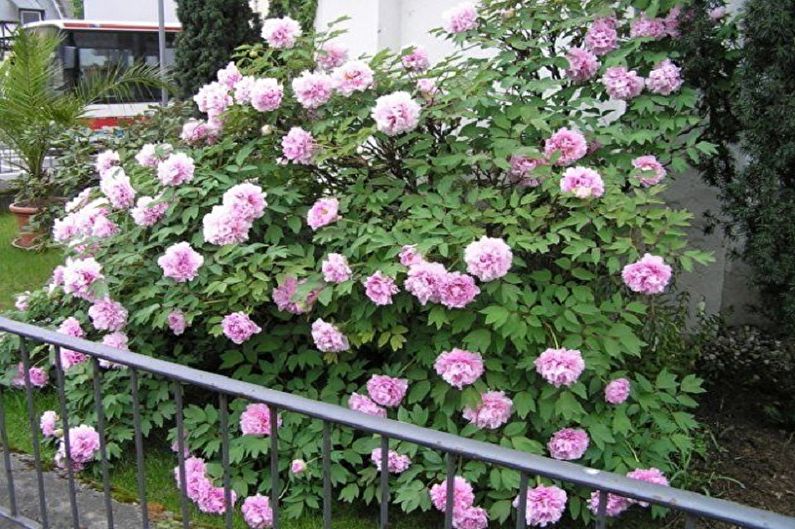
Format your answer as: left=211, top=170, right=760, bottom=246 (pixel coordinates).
left=322, top=422, right=332, bottom=529
left=0, top=383, right=18, bottom=518
left=129, top=369, right=149, bottom=529
left=20, top=339, right=48, bottom=527
left=54, top=346, right=81, bottom=528
left=91, top=358, right=115, bottom=529
left=219, top=393, right=233, bottom=529
left=444, top=453, right=456, bottom=529
left=515, top=472, right=528, bottom=529
left=595, top=490, right=608, bottom=529
left=379, top=436, right=389, bottom=529
left=173, top=381, right=191, bottom=529
left=270, top=405, right=280, bottom=529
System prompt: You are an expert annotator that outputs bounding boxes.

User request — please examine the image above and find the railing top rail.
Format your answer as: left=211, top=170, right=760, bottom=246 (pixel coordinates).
left=1, top=316, right=793, bottom=529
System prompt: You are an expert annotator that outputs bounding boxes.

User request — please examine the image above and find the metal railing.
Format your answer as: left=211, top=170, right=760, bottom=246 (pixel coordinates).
left=0, top=315, right=793, bottom=529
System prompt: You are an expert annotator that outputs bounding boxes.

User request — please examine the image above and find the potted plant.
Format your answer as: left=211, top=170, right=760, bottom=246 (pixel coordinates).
left=0, top=29, right=165, bottom=248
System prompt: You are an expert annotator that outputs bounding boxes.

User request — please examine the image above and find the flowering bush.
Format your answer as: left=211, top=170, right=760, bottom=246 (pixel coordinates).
left=4, top=0, right=716, bottom=524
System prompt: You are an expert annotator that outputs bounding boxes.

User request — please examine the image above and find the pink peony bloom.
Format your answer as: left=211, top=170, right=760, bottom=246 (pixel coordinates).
left=203, top=205, right=253, bottom=245
left=242, top=494, right=274, bottom=528
left=588, top=491, right=630, bottom=517
left=158, top=242, right=204, bottom=283
left=601, top=66, right=645, bottom=100
left=565, top=47, right=600, bottom=83
left=509, top=155, right=544, bottom=187
left=547, top=428, right=589, bottom=460
left=622, top=254, right=672, bottom=295
left=88, top=297, right=128, bottom=332
left=371, top=448, right=411, bottom=474
left=664, top=5, right=682, bottom=37
left=136, top=143, right=172, bottom=168
left=404, top=261, right=447, bottom=304
left=157, top=153, right=195, bottom=187
left=434, top=349, right=484, bottom=389
left=367, top=375, right=408, bottom=407
left=56, top=424, right=100, bottom=471
left=131, top=196, right=169, bottom=227
left=240, top=403, right=281, bottom=436
left=630, top=15, right=667, bottom=39
left=62, top=257, right=103, bottom=300
left=291, top=459, right=307, bottom=475
left=168, top=311, right=188, bottom=335
left=217, top=61, right=243, bottom=89
left=311, top=318, right=349, bottom=352
left=261, top=17, right=302, bottom=49
left=463, top=390, right=513, bottom=430
left=709, top=6, right=727, bottom=21
left=429, top=476, right=475, bottom=511
left=65, top=189, right=91, bottom=213
left=605, top=378, right=631, bottom=404
left=197, top=485, right=237, bottom=514
left=454, top=506, right=489, bottom=529
left=348, top=393, right=386, bottom=417
left=100, top=331, right=129, bottom=369
left=174, top=456, right=209, bottom=502
left=417, top=78, right=439, bottom=98
left=307, top=197, right=340, bottom=230
left=399, top=245, right=424, bottom=267
left=322, top=253, right=352, bottom=283
left=585, top=17, right=618, bottom=56
left=281, top=127, right=317, bottom=164
left=223, top=182, right=267, bottom=221
left=513, top=485, right=568, bottom=527
left=233, top=75, right=256, bottom=104
left=100, top=168, right=136, bottom=209
left=372, top=91, right=421, bottom=136
left=194, top=81, right=232, bottom=119
left=632, top=155, right=666, bottom=186
left=57, top=317, right=87, bottom=370
left=40, top=411, right=58, bottom=437
left=402, top=46, right=431, bottom=72
left=364, top=271, right=399, bottom=306
left=464, top=236, right=513, bottom=282
left=292, top=70, right=334, bottom=109
left=181, top=119, right=219, bottom=145
left=626, top=468, right=669, bottom=506
left=442, top=2, right=479, bottom=33
left=95, top=150, right=120, bottom=176
left=332, top=60, right=374, bottom=96
left=534, top=348, right=585, bottom=387
left=544, top=127, right=588, bottom=166
left=222, top=312, right=262, bottom=344
left=11, top=362, right=48, bottom=388
left=14, top=293, right=29, bottom=311
left=439, top=272, right=480, bottom=309
left=560, top=166, right=605, bottom=198
left=250, top=78, right=284, bottom=112
left=272, top=276, right=317, bottom=314
left=316, top=41, right=348, bottom=70
left=646, top=59, right=683, bottom=95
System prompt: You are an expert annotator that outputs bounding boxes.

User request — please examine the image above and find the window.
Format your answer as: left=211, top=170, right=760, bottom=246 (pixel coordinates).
left=19, top=10, right=43, bottom=25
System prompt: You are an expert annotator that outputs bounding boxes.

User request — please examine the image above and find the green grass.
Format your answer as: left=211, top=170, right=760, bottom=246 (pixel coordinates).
left=0, top=213, right=62, bottom=311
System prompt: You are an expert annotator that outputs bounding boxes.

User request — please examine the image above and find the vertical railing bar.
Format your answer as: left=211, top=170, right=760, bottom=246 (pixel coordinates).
left=269, top=405, right=280, bottom=529
left=322, top=422, right=332, bottom=529
left=129, top=369, right=149, bottom=529
left=379, top=436, right=389, bottom=529
left=173, top=381, right=190, bottom=529
left=596, top=490, right=608, bottom=529
left=218, top=393, right=233, bottom=529
left=54, top=346, right=80, bottom=528
left=91, top=357, right=115, bottom=529
left=685, top=513, right=697, bottom=529
left=444, top=453, right=456, bottom=529
left=515, top=472, right=528, bottom=529
left=20, top=340, right=48, bottom=527
left=0, top=383, right=18, bottom=518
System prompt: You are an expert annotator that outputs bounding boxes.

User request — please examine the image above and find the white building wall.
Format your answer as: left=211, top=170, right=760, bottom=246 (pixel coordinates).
left=83, top=0, right=178, bottom=23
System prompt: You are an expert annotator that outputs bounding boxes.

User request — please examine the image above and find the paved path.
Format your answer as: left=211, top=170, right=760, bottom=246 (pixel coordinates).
left=0, top=451, right=145, bottom=529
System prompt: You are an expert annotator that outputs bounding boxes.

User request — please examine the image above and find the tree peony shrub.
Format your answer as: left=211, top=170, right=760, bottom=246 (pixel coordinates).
left=4, top=0, right=714, bottom=524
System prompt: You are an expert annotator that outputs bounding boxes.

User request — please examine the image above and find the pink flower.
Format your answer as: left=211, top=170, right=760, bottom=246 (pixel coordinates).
left=513, top=485, right=567, bottom=527
left=709, top=6, right=727, bottom=21
left=453, top=506, right=488, bottom=529
left=560, top=166, right=605, bottom=198
left=250, top=78, right=284, bottom=112
left=534, top=348, right=585, bottom=387
left=547, top=428, right=589, bottom=460
left=372, top=91, right=421, bottom=136
left=605, top=378, right=631, bottom=404
left=223, top=183, right=267, bottom=221
left=371, top=448, right=411, bottom=474
left=434, top=349, right=484, bottom=389
left=367, top=375, right=408, bottom=407
left=332, top=60, right=374, bottom=96
left=626, top=468, right=669, bottom=506
left=40, top=411, right=58, bottom=437
left=194, top=81, right=232, bottom=119
left=463, top=390, right=513, bottom=429
left=222, top=312, right=262, bottom=344
left=439, top=272, right=480, bottom=309
left=292, top=70, right=334, bottom=109
left=464, top=236, right=513, bottom=282
left=233, top=76, right=256, bottom=104
left=404, top=261, right=447, bottom=304
left=131, top=196, right=169, bottom=227
left=65, top=189, right=91, bottom=213
left=664, top=5, right=682, bottom=37
left=56, top=425, right=100, bottom=470
left=168, top=311, right=187, bottom=335
left=630, top=15, right=667, bottom=39
left=11, top=362, right=48, bottom=388
left=585, top=17, right=618, bottom=56
left=197, top=485, right=237, bottom=514
left=429, top=476, right=475, bottom=511
left=262, top=17, right=302, bottom=49
left=565, top=47, right=599, bottom=83
left=311, top=318, right=349, bottom=352
left=203, top=205, right=253, bottom=245
left=348, top=393, right=386, bottom=417
left=402, top=46, right=431, bottom=72
left=181, top=119, right=219, bottom=145
left=632, top=155, right=666, bottom=186
left=100, top=332, right=129, bottom=369
left=62, top=257, right=104, bottom=300
left=157, top=153, right=195, bottom=187
left=95, top=150, right=120, bottom=176
left=136, top=143, right=173, bottom=168
left=242, top=494, right=274, bottom=528
left=442, top=2, right=479, bottom=34
left=174, top=456, right=209, bottom=502
left=601, top=67, right=645, bottom=100
left=88, top=297, right=128, bottom=332
left=240, top=403, right=280, bottom=436
left=157, top=242, right=204, bottom=283
left=281, top=127, right=316, bottom=165
left=622, top=254, right=672, bottom=295
left=57, top=317, right=87, bottom=370
left=417, top=78, right=439, bottom=98
left=322, top=253, right=352, bottom=283
left=217, top=61, right=243, bottom=89
left=509, top=155, right=544, bottom=187
left=100, top=169, right=136, bottom=209
left=399, top=245, right=424, bottom=266
left=364, top=271, right=399, bottom=305
left=544, top=127, right=588, bottom=166
left=588, top=491, right=630, bottom=517
left=316, top=41, right=348, bottom=70
left=307, top=197, right=340, bottom=230
left=646, top=59, right=683, bottom=95
left=291, top=459, right=307, bottom=475
left=14, top=293, right=29, bottom=311
left=272, top=277, right=317, bottom=314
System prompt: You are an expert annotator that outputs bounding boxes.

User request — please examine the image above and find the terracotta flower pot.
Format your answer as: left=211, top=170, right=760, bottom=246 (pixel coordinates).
left=8, top=202, right=41, bottom=249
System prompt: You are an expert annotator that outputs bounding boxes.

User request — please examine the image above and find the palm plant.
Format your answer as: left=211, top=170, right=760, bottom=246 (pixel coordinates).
left=0, top=28, right=167, bottom=206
